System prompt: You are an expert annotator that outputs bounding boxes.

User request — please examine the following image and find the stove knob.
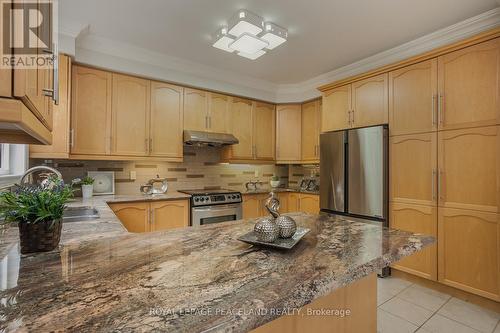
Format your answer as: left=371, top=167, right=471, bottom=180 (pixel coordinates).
left=194, top=198, right=199, bottom=202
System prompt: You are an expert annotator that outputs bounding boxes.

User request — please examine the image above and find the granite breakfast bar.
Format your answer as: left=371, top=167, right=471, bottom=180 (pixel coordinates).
left=0, top=197, right=434, bottom=333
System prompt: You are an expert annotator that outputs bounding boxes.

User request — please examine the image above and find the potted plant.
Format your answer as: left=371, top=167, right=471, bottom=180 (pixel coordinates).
left=0, top=179, right=73, bottom=254
left=80, top=176, right=94, bottom=199
left=270, top=175, right=280, bottom=188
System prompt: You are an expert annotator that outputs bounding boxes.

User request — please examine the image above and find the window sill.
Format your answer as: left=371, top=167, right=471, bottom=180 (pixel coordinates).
left=0, top=174, right=22, bottom=190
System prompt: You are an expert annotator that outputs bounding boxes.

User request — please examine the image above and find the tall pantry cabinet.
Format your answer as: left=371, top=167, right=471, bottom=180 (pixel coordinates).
left=389, top=38, right=500, bottom=301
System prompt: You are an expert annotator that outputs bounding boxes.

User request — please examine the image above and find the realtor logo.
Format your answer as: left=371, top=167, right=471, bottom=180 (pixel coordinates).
left=1, top=0, right=57, bottom=68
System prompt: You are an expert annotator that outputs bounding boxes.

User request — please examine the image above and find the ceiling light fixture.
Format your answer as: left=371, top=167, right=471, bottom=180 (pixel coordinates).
left=211, top=9, right=288, bottom=60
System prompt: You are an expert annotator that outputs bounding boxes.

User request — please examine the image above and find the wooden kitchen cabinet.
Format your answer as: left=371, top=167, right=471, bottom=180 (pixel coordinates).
left=276, top=104, right=302, bottom=163
left=71, top=65, right=112, bottom=155
left=322, top=85, right=351, bottom=132
left=149, top=82, right=183, bottom=159
left=109, top=199, right=189, bottom=233
left=438, top=207, right=499, bottom=301
left=351, top=73, right=388, bottom=128
left=390, top=202, right=437, bottom=281
left=390, top=133, right=437, bottom=206
left=150, top=200, right=189, bottom=231
left=111, top=74, right=150, bottom=156
left=438, top=126, right=499, bottom=213
left=31, top=54, right=72, bottom=158
left=253, top=102, right=276, bottom=161
left=110, top=201, right=150, bottom=233
left=183, top=88, right=208, bottom=132
left=437, top=38, right=500, bottom=131
left=301, top=99, right=321, bottom=163
left=227, top=97, right=254, bottom=160
left=298, top=194, right=320, bottom=214
left=208, top=93, right=229, bottom=133
left=242, top=194, right=268, bottom=219
left=389, top=59, right=438, bottom=136
left=287, top=193, right=300, bottom=212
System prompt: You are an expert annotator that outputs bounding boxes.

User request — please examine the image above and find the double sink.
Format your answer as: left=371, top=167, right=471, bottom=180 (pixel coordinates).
left=62, top=206, right=100, bottom=223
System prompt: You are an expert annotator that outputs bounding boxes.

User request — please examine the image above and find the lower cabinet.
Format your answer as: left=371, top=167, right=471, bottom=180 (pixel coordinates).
left=242, top=194, right=268, bottom=219
left=298, top=194, right=320, bottom=214
left=109, top=199, right=189, bottom=233
left=438, top=207, right=499, bottom=301
left=390, top=202, right=437, bottom=281
left=242, top=192, right=319, bottom=219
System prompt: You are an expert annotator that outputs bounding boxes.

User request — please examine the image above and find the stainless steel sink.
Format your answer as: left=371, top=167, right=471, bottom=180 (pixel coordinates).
left=63, top=206, right=100, bottom=223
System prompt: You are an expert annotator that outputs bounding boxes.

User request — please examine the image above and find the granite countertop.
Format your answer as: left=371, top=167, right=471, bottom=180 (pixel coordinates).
left=0, top=212, right=434, bottom=332
left=242, top=188, right=320, bottom=195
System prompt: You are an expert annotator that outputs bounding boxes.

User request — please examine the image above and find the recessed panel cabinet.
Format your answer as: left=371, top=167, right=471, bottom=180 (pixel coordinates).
left=322, top=85, right=351, bottom=132
left=276, top=104, right=302, bottom=163
left=253, top=102, right=276, bottom=161
left=226, top=98, right=254, bottom=160
left=301, top=100, right=321, bottom=163
left=183, top=88, right=208, bottom=132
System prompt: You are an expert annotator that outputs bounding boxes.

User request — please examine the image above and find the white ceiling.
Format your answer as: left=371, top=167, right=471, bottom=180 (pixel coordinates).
left=59, top=0, right=499, bottom=102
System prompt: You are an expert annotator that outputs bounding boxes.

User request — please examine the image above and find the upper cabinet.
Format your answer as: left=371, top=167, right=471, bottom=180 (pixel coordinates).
left=322, top=85, right=351, bottom=132
left=208, top=93, right=229, bottom=133
left=223, top=99, right=275, bottom=162
left=31, top=54, right=71, bottom=158
left=276, top=104, right=302, bottom=163
left=183, top=88, right=208, bottom=132
left=71, top=65, right=112, bottom=156
left=437, top=38, right=500, bottom=131
left=321, top=74, right=388, bottom=132
left=389, top=59, right=438, bottom=135
left=111, top=74, right=150, bottom=156
left=351, top=73, right=388, bottom=128
left=301, top=100, right=321, bottom=163
left=149, top=82, right=183, bottom=159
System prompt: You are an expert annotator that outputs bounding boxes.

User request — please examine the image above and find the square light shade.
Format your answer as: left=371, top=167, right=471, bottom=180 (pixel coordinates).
left=238, top=50, right=266, bottom=60
left=261, top=22, right=288, bottom=50
left=228, top=9, right=264, bottom=37
left=229, top=33, right=269, bottom=54
left=212, top=26, right=235, bottom=53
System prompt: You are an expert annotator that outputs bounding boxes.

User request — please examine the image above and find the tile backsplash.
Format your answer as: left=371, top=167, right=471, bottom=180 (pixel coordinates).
left=30, top=147, right=297, bottom=195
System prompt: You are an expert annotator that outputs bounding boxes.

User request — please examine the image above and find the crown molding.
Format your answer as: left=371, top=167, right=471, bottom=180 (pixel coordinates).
left=61, top=7, right=500, bottom=104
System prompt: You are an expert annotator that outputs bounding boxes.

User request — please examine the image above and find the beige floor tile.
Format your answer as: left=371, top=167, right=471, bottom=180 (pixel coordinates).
left=378, top=288, right=395, bottom=306
left=380, top=297, right=434, bottom=326
left=398, top=284, right=451, bottom=311
left=493, top=321, right=500, bottom=333
left=422, top=314, right=482, bottom=333
left=438, top=298, right=500, bottom=333
left=377, top=309, right=418, bottom=333
left=377, top=276, right=413, bottom=296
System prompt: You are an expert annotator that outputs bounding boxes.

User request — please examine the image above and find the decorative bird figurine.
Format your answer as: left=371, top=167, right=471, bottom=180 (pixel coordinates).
left=265, top=192, right=280, bottom=218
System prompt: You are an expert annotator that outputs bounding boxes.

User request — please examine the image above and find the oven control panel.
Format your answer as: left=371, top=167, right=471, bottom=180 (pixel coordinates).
left=191, top=193, right=242, bottom=206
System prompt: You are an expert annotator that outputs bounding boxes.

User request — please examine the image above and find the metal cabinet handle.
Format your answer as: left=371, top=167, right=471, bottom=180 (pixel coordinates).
left=42, top=43, right=59, bottom=104
left=209, top=116, right=212, bottom=129
left=351, top=110, right=354, bottom=126
left=438, top=94, right=444, bottom=126
left=347, top=111, right=351, bottom=126
left=145, top=138, right=149, bottom=152
left=432, top=95, right=436, bottom=126
left=150, top=138, right=153, bottom=154
left=431, top=169, right=436, bottom=201
left=205, top=115, right=209, bottom=129
left=69, top=129, right=74, bottom=148
left=438, top=169, right=444, bottom=201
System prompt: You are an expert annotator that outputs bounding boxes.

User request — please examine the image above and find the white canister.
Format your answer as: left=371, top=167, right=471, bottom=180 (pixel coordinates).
left=81, top=184, right=93, bottom=199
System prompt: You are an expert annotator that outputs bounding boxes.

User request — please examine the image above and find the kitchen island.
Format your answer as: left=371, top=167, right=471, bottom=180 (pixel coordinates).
left=0, top=202, right=434, bottom=332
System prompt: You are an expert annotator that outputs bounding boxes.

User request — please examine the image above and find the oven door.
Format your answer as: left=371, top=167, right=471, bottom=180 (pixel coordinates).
left=191, top=204, right=242, bottom=227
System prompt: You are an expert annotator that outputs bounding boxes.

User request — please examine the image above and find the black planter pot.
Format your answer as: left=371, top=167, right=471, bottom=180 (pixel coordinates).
left=18, top=219, right=62, bottom=254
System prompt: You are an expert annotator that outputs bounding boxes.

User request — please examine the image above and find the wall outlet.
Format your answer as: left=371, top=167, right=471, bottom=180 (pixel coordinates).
left=130, top=171, right=137, bottom=180
left=254, top=170, right=259, bottom=177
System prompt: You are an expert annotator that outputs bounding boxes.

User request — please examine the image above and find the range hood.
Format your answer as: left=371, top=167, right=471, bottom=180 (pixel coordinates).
left=183, top=130, right=239, bottom=147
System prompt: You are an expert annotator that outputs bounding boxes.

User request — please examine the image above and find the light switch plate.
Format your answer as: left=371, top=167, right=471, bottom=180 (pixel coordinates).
left=130, top=171, right=137, bottom=180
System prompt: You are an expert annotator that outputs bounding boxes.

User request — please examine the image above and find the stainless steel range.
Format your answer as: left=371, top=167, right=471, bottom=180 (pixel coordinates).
left=178, top=189, right=242, bottom=226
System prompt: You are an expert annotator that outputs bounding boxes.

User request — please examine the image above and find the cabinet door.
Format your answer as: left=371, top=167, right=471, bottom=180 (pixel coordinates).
left=228, top=97, right=254, bottom=159
left=389, top=59, right=438, bottom=135
left=111, top=74, right=150, bottom=156
left=390, top=203, right=437, bottom=281
left=71, top=66, right=112, bottom=155
left=351, top=73, right=388, bottom=128
left=438, top=38, right=500, bottom=130
left=208, top=93, right=229, bottom=133
left=184, top=88, right=208, bottom=131
left=438, top=126, right=499, bottom=213
left=276, top=104, right=302, bottom=163
left=299, top=194, right=320, bottom=214
left=150, top=200, right=189, bottom=231
left=288, top=193, right=300, bottom=212
left=302, top=100, right=320, bottom=161
left=242, top=194, right=264, bottom=219
left=276, top=193, right=289, bottom=213
left=390, top=133, right=437, bottom=206
left=322, top=85, right=351, bottom=132
left=150, top=82, right=183, bottom=158
left=438, top=208, right=499, bottom=301
left=109, top=202, right=150, bottom=233
left=30, top=55, right=71, bottom=158
left=254, top=102, right=276, bottom=161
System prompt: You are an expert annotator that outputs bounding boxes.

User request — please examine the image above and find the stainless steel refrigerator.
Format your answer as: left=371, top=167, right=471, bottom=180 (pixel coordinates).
left=320, top=125, right=388, bottom=225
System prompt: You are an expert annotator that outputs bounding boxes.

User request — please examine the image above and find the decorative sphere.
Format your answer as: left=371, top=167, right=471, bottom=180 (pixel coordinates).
left=254, top=217, right=279, bottom=243
left=276, top=215, right=297, bottom=238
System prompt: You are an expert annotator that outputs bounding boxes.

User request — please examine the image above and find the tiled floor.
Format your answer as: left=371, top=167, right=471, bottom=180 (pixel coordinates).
left=377, top=276, right=500, bottom=333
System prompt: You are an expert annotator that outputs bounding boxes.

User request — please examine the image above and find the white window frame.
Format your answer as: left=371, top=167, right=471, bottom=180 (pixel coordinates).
left=0, top=144, right=10, bottom=175
left=0, top=144, right=28, bottom=188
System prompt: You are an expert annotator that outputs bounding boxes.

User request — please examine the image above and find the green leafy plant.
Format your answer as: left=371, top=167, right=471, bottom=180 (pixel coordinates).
left=0, top=180, right=73, bottom=227
left=81, top=176, right=94, bottom=185
left=271, top=175, right=280, bottom=181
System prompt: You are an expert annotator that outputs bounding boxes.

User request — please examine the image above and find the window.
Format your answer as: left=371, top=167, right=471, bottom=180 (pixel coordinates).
left=0, top=144, right=10, bottom=175
left=0, top=144, right=28, bottom=187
